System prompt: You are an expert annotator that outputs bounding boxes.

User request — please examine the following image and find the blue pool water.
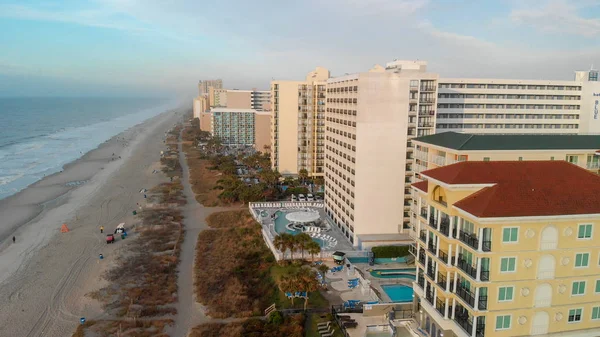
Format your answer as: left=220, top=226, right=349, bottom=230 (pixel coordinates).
left=347, top=257, right=408, bottom=264
left=381, top=284, right=414, bottom=303
left=273, top=210, right=326, bottom=247
left=370, top=268, right=417, bottom=279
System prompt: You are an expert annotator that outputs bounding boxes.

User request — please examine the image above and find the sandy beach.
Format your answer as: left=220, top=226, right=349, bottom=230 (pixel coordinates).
left=0, top=107, right=184, bottom=337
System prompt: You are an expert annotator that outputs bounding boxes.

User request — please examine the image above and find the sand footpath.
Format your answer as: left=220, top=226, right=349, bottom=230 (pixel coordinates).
left=0, top=107, right=184, bottom=337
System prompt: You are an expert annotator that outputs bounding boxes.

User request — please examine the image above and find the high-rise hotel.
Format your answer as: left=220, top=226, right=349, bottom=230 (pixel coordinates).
left=324, top=60, right=438, bottom=246
left=270, top=67, right=329, bottom=176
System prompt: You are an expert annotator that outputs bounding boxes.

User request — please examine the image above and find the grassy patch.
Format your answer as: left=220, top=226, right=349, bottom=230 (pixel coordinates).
left=305, top=314, right=344, bottom=337
left=270, top=264, right=329, bottom=310
left=72, top=319, right=173, bottom=337
left=190, top=314, right=305, bottom=337
left=194, top=210, right=276, bottom=318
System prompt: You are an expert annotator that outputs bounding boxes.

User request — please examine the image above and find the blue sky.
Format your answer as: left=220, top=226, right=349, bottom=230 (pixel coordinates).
left=1, top=0, right=599, bottom=97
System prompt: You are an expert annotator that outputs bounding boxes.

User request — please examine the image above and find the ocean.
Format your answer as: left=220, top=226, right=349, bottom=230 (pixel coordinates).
left=0, top=97, right=175, bottom=200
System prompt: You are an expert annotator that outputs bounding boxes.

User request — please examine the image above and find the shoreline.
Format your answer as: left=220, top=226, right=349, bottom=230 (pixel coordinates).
left=0, top=105, right=186, bottom=336
left=0, top=108, right=174, bottom=250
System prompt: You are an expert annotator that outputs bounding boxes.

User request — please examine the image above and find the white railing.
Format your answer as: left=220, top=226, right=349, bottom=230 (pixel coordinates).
left=531, top=325, right=549, bottom=335
left=534, top=298, right=551, bottom=308
left=249, top=201, right=324, bottom=209
left=587, top=162, right=600, bottom=169
left=540, top=241, right=557, bottom=250
left=415, top=151, right=428, bottom=161
left=537, top=270, right=554, bottom=279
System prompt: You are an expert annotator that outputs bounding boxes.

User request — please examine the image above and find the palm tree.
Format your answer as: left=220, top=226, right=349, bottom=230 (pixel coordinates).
left=273, top=234, right=287, bottom=260
left=295, top=233, right=312, bottom=260
left=306, top=241, right=321, bottom=262
left=288, top=235, right=299, bottom=260
left=298, top=169, right=308, bottom=185
left=278, top=275, right=298, bottom=305
left=295, top=268, right=320, bottom=310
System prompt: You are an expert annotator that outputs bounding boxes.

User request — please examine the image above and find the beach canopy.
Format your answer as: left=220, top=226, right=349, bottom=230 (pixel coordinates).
left=61, top=224, right=70, bottom=233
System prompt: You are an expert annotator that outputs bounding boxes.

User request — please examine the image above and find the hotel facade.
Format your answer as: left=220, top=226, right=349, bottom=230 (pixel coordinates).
left=208, top=108, right=270, bottom=151
left=324, top=60, right=438, bottom=246
left=270, top=67, right=329, bottom=177
left=411, top=161, right=600, bottom=337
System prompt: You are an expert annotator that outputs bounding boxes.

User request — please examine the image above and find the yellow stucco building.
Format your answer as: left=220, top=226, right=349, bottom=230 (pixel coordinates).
left=410, top=160, right=600, bottom=337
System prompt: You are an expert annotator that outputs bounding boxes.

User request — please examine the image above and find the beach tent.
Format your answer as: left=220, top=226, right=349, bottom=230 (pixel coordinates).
left=332, top=251, right=346, bottom=265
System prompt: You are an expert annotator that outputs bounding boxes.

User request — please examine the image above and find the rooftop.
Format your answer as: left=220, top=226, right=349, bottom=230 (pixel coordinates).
left=210, top=108, right=258, bottom=113
left=412, top=180, right=428, bottom=193
left=413, top=131, right=600, bottom=151
left=420, top=161, right=600, bottom=218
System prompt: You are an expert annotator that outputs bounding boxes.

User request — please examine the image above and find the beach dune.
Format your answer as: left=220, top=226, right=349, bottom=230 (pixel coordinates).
left=0, top=108, right=183, bottom=337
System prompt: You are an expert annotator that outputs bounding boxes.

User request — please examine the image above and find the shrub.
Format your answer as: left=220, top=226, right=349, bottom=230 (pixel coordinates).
left=371, top=245, right=410, bottom=258
left=268, top=311, right=284, bottom=326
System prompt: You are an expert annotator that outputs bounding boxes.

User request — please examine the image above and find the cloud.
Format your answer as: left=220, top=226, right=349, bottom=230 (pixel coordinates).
left=418, top=21, right=497, bottom=50
left=326, top=0, right=429, bottom=16
left=510, top=0, right=600, bottom=37
left=0, top=3, right=149, bottom=32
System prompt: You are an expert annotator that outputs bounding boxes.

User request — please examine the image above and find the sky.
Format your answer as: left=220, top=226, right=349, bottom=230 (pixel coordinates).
left=0, top=0, right=599, bottom=97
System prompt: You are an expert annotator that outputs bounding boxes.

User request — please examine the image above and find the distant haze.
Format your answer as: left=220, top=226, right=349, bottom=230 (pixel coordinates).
left=0, top=0, right=599, bottom=97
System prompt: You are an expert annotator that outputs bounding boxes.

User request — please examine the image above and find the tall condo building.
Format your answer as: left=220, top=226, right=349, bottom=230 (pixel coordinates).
left=207, top=89, right=271, bottom=111
left=198, top=79, right=223, bottom=95
left=324, top=60, right=438, bottom=246
left=411, top=161, right=600, bottom=337
left=436, top=75, right=600, bottom=134
left=271, top=67, right=329, bottom=176
left=251, top=90, right=271, bottom=111
left=208, top=108, right=271, bottom=151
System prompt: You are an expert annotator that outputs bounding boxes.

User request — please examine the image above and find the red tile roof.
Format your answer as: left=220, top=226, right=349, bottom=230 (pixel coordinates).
left=420, top=161, right=600, bottom=218
left=412, top=180, right=428, bottom=193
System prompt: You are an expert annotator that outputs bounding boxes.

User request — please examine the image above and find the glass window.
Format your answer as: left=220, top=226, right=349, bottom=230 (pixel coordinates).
left=502, top=228, right=518, bottom=243
left=575, top=253, right=590, bottom=268
left=483, top=157, right=490, bottom=161
left=596, top=280, right=600, bottom=293
left=578, top=224, right=593, bottom=239
left=498, top=286, right=514, bottom=302
left=500, top=257, right=516, bottom=272
left=495, top=315, right=511, bottom=330
left=569, top=308, right=583, bottom=323
left=572, top=281, right=586, bottom=296
left=593, top=307, right=600, bottom=320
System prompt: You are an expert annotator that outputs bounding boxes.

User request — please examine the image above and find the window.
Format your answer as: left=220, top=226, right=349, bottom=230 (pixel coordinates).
left=575, top=253, right=590, bottom=268
left=593, top=307, right=600, bottom=320
left=572, top=281, right=586, bottom=296
left=550, top=156, right=555, bottom=160
left=498, top=286, right=514, bottom=302
left=500, top=257, right=516, bottom=272
left=569, top=308, right=583, bottom=323
left=596, top=280, right=600, bottom=293
left=483, top=157, right=490, bottom=161
left=518, top=157, right=523, bottom=161
left=502, top=227, right=518, bottom=243
left=578, top=224, right=593, bottom=239
left=495, top=315, right=511, bottom=330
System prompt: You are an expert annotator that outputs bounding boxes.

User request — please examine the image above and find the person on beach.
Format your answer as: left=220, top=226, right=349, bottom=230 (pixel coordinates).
left=12, top=236, right=15, bottom=243
left=100, top=226, right=104, bottom=234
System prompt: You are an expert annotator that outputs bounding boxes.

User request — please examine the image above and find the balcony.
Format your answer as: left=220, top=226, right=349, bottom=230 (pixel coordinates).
left=439, top=217, right=450, bottom=236
left=419, top=98, right=436, bottom=104
left=417, top=273, right=425, bottom=289
left=454, top=313, right=473, bottom=337
left=438, top=249, right=454, bottom=265
left=425, top=288, right=434, bottom=305
left=418, top=249, right=426, bottom=266
left=456, top=254, right=478, bottom=280
left=420, top=208, right=428, bottom=219
left=409, top=243, right=417, bottom=257
left=421, top=85, right=436, bottom=92
left=428, top=241, right=437, bottom=254
left=456, top=284, right=476, bottom=308
left=459, top=230, right=492, bottom=252
left=419, top=230, right=427, bottom=243
left=437, top=272, right=447, bottom=291
left=435, top=297, right=446, bottom=317
left=426, top=264, right=436, bottom=280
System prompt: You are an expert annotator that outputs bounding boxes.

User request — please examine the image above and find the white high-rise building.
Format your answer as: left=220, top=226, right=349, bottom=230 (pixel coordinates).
left=324, top=60, right=438, bottom=247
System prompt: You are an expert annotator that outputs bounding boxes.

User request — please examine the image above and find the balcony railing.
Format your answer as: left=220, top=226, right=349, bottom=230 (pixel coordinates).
left=420, top=208, right=428, bottom=219
left=418, top=250, right=426, bottom=266
left=439, top=217, right=450, bottom=236
left=456, top=254, right=478, bottom=280
left=437, top=272, right=447, bottom=291
left=426, top=264, right=436, bottom=280
left=454, top=313, right=473, bottom=337
left=428, top=216, right=437, bottom=229
left=409, top=243, right=417, bottom=257
left=459, top=230, right=492, bottom=252
left=417, top=273, right=425, bottom=289
left=435, top=298, right=449, bottom=317
left=425, top=288, right=434, bottom=304
left=428, top=241, right=437, bottom=254
left=419, top=230, right=427, bottom=243
left=456, top=284, right=476, bottom=308
left=438, top=249, right=454, bottom=265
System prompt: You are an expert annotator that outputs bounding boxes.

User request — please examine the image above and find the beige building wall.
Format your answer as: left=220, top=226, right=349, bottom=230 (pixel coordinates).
left=254, top=112, right=271, bottom=153
left=271, top=81, right=301, bottom=175
left=324, top=61, right=438, bottom=246
left=199, top=112, right=212, bottom=132
left=193, top=97, right=201, bottom=119
left=226, top=90, right=252, bottom=109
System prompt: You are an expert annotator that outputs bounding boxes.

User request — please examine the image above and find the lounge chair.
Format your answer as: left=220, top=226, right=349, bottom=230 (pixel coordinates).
left=321, top=329, right=335, bottom=337
left=318, top=325, right=331, bottom=334
left=317, top=321, right=331, bottom=328
left=342, top=321, right=358, bottom=329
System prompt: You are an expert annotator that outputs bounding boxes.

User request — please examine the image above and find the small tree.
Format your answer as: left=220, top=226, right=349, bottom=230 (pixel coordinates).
left=288, top=235, right=299, bottom=260
left=273, top=234, right=287, bottom=260
left=295, top=268, right=320, bottom=310
left=298, top=169, right=308, bottom=184
left=295, top=233, right=312, bottom=260
left=306, top=241, right=321, bottom=262
left=318, top=264, right=329, bottom=279
left=279, top=275, right=298, bottom=305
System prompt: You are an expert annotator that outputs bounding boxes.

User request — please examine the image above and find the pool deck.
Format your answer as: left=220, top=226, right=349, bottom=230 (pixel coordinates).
left=326, top=262, right=379, bottom=303
left=253, top=205, right=354, bottom=251
left=350, top=261, right=416, bottom=303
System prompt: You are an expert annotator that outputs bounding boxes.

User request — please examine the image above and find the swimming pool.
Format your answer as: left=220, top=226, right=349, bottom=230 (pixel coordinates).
left=381, top=284, right=414, bottom=303
left=347, top=257, right=408, bottom=264
left=370, top=268, right=416, bottom=279
left=273, top=211, right=326, bottom=247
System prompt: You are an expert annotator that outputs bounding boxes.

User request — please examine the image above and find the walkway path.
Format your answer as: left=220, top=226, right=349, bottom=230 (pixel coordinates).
left=169, top=131, right=235, bottom=337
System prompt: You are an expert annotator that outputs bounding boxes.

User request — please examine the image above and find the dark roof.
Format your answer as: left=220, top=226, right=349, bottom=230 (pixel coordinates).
left=421, top=161, right=600, bottom=218
left=413, top=132, right=600, bottom=151
left=411, top=180, right=428, bottom=193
